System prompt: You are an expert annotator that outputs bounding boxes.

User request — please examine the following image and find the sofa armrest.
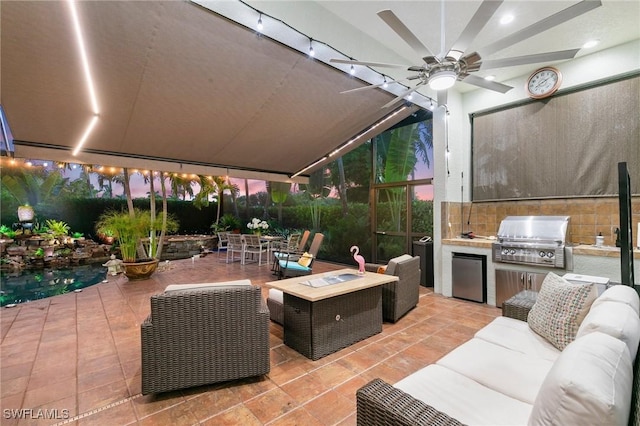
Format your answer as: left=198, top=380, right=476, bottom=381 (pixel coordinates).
left=356, top=379, right=464, bottom=426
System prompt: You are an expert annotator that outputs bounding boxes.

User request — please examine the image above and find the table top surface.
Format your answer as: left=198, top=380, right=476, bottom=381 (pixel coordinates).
left=265, top=268, right=398, bottom=302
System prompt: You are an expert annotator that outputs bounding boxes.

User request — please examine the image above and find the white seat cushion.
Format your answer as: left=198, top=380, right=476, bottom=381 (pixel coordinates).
left=576, top=300, right=640, bottom=360
left=164, top=279, right=252, bottom=292
left=395, top=364, right=533, bottom=426
left=529, top=332, right=633, bottom=426
left=436, top=338, right=554, bottom=404
left=268, top=288, right=283, bottom=304
left=475, top=316, right=561, bottom=362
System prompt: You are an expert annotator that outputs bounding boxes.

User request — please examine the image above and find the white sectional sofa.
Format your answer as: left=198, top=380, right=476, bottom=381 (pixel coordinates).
left=356, top=273, right=640, bottom=426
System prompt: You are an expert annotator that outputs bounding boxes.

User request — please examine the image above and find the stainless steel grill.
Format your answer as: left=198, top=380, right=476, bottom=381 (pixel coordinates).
left=492, top=216, right=571, bottom=269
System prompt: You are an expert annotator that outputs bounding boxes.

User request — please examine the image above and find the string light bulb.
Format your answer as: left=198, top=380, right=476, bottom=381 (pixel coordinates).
left=382, top=77, right=388, bottom=88
left=257, top=13, right=263, bottom=31
left=350, top=65, right=355, bottom=75
left=308, top=38, right=315, bottom=57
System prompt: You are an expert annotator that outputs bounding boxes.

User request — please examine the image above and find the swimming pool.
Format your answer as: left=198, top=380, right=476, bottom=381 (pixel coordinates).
left=0, top=264, right=108, bottom=307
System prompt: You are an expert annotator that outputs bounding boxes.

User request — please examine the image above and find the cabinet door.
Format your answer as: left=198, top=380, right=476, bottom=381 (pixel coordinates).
left=527, top=272, right=547, bottom=292
left=495, top=270, right=526, bottom=308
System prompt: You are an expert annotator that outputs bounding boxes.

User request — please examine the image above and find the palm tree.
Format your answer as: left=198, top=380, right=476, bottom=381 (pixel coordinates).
left=169, top=174, right=195, bottom=200
left=266, top=181, right=291, bottom=224
left=1, top=168, right=69, bottom=208
left=193, top=175, right=239, bottom=229
left=300, top=168, right=331, bottom=230
left=375, top=120, right=433, bottom=231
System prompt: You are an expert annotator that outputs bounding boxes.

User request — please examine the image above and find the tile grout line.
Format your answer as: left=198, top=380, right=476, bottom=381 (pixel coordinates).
left=51, top=393, right=144, bottom=425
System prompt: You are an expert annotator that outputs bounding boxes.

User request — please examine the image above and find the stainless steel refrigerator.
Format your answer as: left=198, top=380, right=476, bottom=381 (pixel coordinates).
left=452, top=253, right=487, bottom=303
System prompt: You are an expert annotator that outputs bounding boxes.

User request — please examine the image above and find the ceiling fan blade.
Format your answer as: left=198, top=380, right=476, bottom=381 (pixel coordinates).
left=480, top=49, right=580, bottom=69
left=447, top=0, right=503, bottom=60
left=481, top=0, right=602, bottom=56
left=340, top=79, right=409, bottom=94
left=377, top=9, right=436, bottom=59
left=381, top=84, right=424, bottom=109
left=462, top=74, right=513, bottom=93
left=330, top=58, right=407, bottom=69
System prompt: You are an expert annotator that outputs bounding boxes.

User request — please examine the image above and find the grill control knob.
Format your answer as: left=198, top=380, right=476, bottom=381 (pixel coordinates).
left=547, top=252, right=554, bottom=258
left=509, top=249, right=516, bottom=255
left=502, top=248, right=509, bottom=255
left=539, top=251, right=545, bottom=257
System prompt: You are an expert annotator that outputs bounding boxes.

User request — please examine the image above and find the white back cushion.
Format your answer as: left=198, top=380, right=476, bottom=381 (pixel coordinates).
left=592, top=285, right=640, bottom=315
left=529, top=332, right=633, bottom=426
left=164, top=279, right=252, bottom=292
left=577, top=300, right=640, bottom=360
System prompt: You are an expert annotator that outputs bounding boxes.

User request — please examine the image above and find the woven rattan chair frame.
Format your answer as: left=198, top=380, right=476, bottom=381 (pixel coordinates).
left=365, top=256, right=421, bottom=322
left=356, top=378, right=464, bottom=426
left=141, top=285, right=270, bottom=395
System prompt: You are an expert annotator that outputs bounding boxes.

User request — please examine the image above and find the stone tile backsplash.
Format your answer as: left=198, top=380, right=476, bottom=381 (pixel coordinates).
left=442, top=197, right=639, bottom=247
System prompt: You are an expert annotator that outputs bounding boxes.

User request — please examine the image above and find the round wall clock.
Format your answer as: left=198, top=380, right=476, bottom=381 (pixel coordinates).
left=525, top=67, right=562, bottom=99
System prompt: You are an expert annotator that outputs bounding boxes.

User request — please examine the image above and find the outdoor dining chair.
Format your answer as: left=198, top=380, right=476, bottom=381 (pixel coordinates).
left=243, top=234, right=269, bottom=266
left=277, top=232, right=324, bottom=279
left=226, top=233, right=244, bottom=263
left=216, top=232, right=230, bottom=259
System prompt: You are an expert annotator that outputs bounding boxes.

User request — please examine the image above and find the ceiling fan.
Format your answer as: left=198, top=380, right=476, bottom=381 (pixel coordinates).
left=330, top=0, right=602, bottom=107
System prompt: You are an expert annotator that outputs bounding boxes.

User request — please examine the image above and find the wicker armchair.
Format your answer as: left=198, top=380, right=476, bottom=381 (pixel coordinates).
left=141, top=281, right=270, bottom=395
left=365, top=255, right=420, bottom=322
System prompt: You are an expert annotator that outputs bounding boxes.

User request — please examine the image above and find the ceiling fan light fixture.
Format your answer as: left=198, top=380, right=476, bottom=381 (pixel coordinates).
left=429, top=70, right=457, bottom=91
left=500, top=14, right=514, bottom=25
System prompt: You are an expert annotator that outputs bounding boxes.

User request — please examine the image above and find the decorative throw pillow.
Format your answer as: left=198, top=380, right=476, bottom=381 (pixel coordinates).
left=376, top=265, right=387, bottom=274
left=528, top=272, right=598, bottom=350
left=297, top=252, right=313, bottom=267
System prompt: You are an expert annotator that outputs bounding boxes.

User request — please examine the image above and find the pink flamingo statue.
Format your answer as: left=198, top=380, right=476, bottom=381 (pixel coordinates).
left=350, top=245, right=366, bottom=274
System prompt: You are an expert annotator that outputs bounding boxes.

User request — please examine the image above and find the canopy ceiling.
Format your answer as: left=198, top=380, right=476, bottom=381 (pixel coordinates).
left=1, top=1, right=417, bottom=182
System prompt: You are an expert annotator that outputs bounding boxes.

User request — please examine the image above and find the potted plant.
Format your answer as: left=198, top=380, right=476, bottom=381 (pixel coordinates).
left=219, top=214, right=242, bottom=234
left=95, top=209, right=159, bottom=280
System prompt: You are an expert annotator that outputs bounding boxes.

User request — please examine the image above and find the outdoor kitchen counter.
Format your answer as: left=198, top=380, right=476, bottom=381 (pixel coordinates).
left=441, top=238, right=495, bottom=249
left=572, top=244, right=640, bottom=259
left=442, top=238, right=640, bottom=260
left=440, top=238, right=640, bottom=306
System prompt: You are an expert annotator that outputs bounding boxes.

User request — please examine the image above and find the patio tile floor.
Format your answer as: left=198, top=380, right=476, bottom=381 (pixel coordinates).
left=1, top=255, right=500, bottom=425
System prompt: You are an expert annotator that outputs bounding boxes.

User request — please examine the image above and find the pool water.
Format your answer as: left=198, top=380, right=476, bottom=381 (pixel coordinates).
left=0, top=264, right=108, bottom=307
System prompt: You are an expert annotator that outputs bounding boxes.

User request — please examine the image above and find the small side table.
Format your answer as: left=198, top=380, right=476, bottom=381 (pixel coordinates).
left=502, top=290, right=538, bottom=321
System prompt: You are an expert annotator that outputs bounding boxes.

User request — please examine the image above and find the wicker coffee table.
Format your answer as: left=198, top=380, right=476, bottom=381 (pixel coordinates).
left=266, top=269, right=399, bottom=360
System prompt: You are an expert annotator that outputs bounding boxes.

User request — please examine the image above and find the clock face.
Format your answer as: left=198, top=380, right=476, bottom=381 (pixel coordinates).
left=526, top=67, right=562, bottom=99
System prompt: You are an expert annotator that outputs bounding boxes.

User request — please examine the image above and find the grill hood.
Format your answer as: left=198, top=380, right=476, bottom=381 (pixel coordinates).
left=497, top=216, right=570, bottom=245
